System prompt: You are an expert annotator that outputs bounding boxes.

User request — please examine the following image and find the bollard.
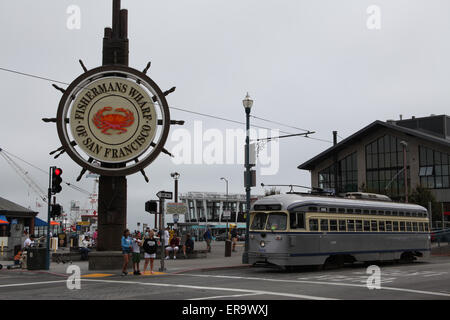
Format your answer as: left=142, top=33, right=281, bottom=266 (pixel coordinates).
left=225, top=239, right=232, bottom=257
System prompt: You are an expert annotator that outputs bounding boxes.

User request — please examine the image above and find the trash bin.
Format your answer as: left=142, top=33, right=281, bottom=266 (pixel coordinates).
left=27, top=247, right=47, bottom=270
left=225, top=239, right=232, bottom=257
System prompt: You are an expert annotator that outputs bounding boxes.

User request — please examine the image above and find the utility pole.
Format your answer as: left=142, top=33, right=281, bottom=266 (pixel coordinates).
left=400, top=141, right=408, bottom=203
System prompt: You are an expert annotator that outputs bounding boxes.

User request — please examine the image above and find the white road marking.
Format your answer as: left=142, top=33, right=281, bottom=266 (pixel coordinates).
left=0, top=280, right=67, bottom=288
left=189, top=293, right=261, bottom=300
left=175, top=274, right=450, bottom=298
left=81, top=278, right=336, bottom=300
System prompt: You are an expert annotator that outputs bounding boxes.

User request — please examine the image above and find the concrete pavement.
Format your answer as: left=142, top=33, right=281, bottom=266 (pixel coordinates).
left=0, top=240, right=247, bottom=276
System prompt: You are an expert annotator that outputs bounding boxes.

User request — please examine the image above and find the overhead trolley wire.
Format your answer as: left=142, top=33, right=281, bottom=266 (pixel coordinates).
left=0, top=66, right=332, bottom=144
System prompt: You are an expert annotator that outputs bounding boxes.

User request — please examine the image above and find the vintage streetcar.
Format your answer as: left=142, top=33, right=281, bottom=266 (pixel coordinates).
left=248, top=192, right=431, bottom=268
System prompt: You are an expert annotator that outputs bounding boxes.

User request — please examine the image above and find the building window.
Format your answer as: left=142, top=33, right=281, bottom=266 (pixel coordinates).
left=365, top=135, right=410, bottom=199
left=419, top=146, right=450, bottom=189
left=318, top=152, right=358, bottom=193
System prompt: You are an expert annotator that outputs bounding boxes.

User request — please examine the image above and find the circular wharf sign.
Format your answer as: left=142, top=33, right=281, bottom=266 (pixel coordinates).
left=56, top=65, right=171, bottom=176
left=70, top=77, right=157, bottom=163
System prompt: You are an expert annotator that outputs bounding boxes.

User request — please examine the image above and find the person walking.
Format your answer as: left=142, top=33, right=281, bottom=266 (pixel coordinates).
left=143, top=230, right=157, bottom=274
left=203, top=227, right=212, bottom=252
left=121, top=229, right=132, bottom=276
left=132, top=233, right=142, bottom=275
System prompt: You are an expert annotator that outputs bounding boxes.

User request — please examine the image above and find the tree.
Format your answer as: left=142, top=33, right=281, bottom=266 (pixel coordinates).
left=408, top=185, right=440, bottom=225
left=264, top=187, right=281, bottom=196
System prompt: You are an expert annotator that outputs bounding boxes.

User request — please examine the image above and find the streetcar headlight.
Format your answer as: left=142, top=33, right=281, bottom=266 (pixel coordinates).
left=260, top=240, right=265, bottom=247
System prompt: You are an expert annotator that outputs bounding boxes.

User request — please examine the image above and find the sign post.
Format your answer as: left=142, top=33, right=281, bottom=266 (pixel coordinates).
left=157, top=191, right=172, bottom=272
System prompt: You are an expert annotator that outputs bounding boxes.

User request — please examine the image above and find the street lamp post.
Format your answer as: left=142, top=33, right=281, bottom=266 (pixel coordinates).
left=170, top=172, right=180, bottom=202
left=170, top=172, right=180, bottom=230
left=400, top=141, right=408, bottom=203
left=221, top=177, right=231, bottom=257
left=242, top=93, right=253, bottom=264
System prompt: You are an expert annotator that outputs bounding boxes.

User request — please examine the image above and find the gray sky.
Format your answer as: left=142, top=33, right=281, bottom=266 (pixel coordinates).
left=1, top=0, right=450, bottom=229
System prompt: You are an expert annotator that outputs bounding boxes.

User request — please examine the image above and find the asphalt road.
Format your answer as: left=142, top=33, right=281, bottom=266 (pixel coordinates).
left=0, top=255, right=449, bottom=300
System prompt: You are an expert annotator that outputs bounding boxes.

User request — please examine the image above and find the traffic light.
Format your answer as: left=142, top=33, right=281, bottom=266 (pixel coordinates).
left=51, top=167, right=63, bottom=194
left=145, top=200, right=158, bottom=213
left=50, top=204, right=62, bottom=218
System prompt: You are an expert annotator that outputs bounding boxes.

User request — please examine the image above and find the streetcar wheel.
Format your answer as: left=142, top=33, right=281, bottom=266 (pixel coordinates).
left=0, top=264, right=2, bottom=270
left=400, top=252, right=415, bottom=263
left=323, top=255, right=344, bottom=270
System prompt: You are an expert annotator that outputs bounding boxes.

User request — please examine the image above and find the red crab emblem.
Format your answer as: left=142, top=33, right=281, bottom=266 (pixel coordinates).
left=92, top=107, right=134, bottom=135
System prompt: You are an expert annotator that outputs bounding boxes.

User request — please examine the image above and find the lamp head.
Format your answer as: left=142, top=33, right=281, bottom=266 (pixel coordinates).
left=242, top=92, right=253, bottom=110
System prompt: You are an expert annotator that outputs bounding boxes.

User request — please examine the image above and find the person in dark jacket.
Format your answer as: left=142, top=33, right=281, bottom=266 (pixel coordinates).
left=143, top=230, right=158, bottom=274
left=203, top=227, right=212, bottom=252
left=182, top=233, right=194, bottom=258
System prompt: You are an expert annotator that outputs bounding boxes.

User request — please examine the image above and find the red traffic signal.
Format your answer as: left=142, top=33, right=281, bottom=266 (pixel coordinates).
left=51, top=167, right=63, bottom=194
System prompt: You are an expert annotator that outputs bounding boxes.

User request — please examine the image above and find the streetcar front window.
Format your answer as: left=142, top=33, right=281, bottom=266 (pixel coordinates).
left=266, top=213, right=287, bottom=231
left=250, top=212, right=267, bottom=230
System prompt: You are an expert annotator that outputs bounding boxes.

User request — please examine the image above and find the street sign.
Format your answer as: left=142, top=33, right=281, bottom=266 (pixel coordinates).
left=244, top=170, right=256, bottom=187
left=157, top=191, right=173, bottom=199
left=166, top=202, right=187, bottom=214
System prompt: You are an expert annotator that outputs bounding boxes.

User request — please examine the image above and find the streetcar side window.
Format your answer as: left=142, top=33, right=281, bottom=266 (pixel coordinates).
left=400, top=221, right=406, bottom=232
left=379, top=221, right=385, bottom=231
left=266, top=213, right=287, bottom=231
left=371, top=220, right=378, bottom=232
left=419, top=222, right=424, bottom=232
left=330, top=219, right=338, bottom=231
left=338, top=220, right=346, bottom=232
left=393, top=221, right=399, bottom=232
left=347, top=219, right=355, bottom=232
left=320, top=219, right=329, bottom=232
left=250, top=213, right=267, bottom=230
left=290, top=212, right=305, bottom=229
left=425, top=222, right=429, bottom=231
left=386, top=221, right=392, bottom=232
left=406, top=222, right=412, bottom=232
left=355, top=220, right=363, bottom=232
left=289, top=213, right=296, bottom=229
left=309, top=219, right=319, bottom=231
left=412, top=222, right=418, bottom=232
left=363, top=220, right=370, bottom=232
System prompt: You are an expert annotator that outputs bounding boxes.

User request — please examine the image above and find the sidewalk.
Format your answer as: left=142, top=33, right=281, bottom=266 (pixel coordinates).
left=0, top=241, right=249, bottom=276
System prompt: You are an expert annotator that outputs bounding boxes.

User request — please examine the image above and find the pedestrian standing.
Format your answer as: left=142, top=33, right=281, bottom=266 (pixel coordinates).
left=230, top=225, right=238, bottom=252
left=203, top=227, right=212, bottom=252
left=132, top=233, right=142, bottom=275
left=121, top=229, right=132, bottom=276
left=143, top=230, right=157, bottom=274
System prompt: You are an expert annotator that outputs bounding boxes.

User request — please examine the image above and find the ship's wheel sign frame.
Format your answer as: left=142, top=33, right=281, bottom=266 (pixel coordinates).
left=56, top=65, right=170, bottom=176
